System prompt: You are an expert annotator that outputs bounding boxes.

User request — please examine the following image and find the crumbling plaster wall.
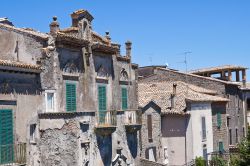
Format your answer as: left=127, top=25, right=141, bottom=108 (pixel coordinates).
left=0, top=28, right=46, bottom=64
left=33, top=113, right=140, bottom=166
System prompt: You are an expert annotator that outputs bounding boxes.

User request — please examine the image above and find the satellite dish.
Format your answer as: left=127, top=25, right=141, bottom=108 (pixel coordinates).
left=165, top=63, right=169, bottom=68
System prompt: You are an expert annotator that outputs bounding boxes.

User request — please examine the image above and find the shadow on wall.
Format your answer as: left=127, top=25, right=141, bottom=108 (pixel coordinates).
left=97, top=135, right=112, bottom=166
left=127, top=132, right=138, bottom=158
left=0, top=72, right=41, bottom=95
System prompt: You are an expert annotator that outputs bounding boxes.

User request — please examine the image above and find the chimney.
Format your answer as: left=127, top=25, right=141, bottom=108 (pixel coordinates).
left=105, top=31, right=111, bottom=42
left=171, top=83, right=177, bottom=109
left=173, top=83, right=177, bottom=95
left=125, top=41, right=132, bottom=57
left=71, top=9, right=94, bottom=27
left=49, top=16, right=59, bottom=35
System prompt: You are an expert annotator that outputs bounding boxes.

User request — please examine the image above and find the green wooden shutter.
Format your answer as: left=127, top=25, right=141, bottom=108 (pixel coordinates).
left=122, top=88, right=128, bottom=110
left=98, top=86, right=106, bottom=123
left=66, top=83, right=76, bottom=112
left=219, top=141, right=224, bottom=152
left=217, top=112, right=222, bottom=128
left=0, top=109, right=14, bottom=164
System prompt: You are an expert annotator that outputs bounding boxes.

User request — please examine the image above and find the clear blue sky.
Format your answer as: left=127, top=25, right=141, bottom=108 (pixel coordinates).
left=1, top=0, right=250, bottom=79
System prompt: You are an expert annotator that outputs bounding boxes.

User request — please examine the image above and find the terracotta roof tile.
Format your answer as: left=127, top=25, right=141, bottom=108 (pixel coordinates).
left=0, top=23, right=49, bottom=40
left=138, top=81, right=228, bottom=115
left=0, top=59, right=41, bottom=70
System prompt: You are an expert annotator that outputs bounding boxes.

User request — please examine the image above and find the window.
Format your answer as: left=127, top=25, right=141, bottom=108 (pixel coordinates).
left=98, top=85, right=107, bottom=123
left=236, top=129, right=238, bottom=143
left=243, top=127, right=245, bottom=137
left=30, top=124, right=36, bottom=143
left=203, top=145, right=207, bottom=161
left=147, top=115, right=153, bottom=142
left=247, top=99, right=250, bottom=111
left=219, top=141, right=224, bottom=153
left=45, top=91, right=55, bottom=112
left=229, top=129, right=232, bottom=145
left=66, top=83, right=76, bottom=112
left=217, top=112, right=222, bottom=128
left=0, top=109, right=14, bottom=163
left=121, top=87, right=128, bottom=110
left=202, top=117, right=206, bottom=140
left=227, top=116, right=230, bottom=127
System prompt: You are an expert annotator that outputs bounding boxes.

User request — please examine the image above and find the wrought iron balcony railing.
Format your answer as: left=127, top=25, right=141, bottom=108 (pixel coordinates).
left=95, top=110, right=117, bottom=136
left=124, top=109, right=142, bottom=125
left=124, top=109, right=142, bottom=133
left=97, top=110, right=117, bottom=127
left=0, top=143, right=26, bottom=165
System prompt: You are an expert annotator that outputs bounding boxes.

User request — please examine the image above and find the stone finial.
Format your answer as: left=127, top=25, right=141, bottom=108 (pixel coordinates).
left=125, top=41, right=132, bottom=57
left=105, top=31, right=111, bottom=41
left=49, top=16, right=59, bottom=35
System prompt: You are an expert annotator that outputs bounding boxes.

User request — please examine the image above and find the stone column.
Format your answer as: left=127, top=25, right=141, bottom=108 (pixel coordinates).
left=242, top=69, right=246, bottom=87
left=236, top=70, right=240, bottom=82
left=228, top=70, right=232, bottom=81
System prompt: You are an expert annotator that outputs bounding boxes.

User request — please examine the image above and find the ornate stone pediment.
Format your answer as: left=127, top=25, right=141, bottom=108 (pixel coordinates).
left=120, top=68, right=128, bottom=81
left=97, top=65, right=109, bottom=78
left=64, top=61, right=78, bottom=73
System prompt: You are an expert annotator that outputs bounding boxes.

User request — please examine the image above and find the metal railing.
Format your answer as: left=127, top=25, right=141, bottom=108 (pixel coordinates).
left=0, top=143, right=26, bottom=165
left=98, top=110, right=117, bottom=127
left=124, top=109, right=142, bottom=125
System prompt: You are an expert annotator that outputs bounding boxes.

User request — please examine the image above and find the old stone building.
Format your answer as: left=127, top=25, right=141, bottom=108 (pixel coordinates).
left=138, top=81, right=228, bottom=165
left=138, top=65, right=247, bottom=158
left=0, top=9, right=141, bottom=166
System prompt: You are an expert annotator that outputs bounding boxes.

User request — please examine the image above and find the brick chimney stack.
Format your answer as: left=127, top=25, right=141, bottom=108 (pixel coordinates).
left=125, top=41, right=132, bottom=58
left=49, top=16, right=59, bottom=36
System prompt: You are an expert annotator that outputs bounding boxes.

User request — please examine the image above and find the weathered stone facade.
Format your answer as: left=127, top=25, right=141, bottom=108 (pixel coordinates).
left=0, top=9, right=140, bottom=166
left=138, top=66, right=246, bottom=152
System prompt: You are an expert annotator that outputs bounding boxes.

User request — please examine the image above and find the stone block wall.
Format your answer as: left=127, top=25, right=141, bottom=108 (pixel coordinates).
left=211, top=102, right=228, bottom=152
left=140, top=103, right=162, bottom=163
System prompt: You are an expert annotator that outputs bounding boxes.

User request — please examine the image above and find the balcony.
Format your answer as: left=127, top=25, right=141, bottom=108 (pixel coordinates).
left=0, top=143, right=26, bottom=165
left=124, top=109, right=142, bottom=133
left=95, top=110, right=117, bottom=136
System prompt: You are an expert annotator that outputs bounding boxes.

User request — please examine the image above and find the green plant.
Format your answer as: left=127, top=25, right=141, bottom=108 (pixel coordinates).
left=195, top=157, right=206, bottom=166
left=209, top=156, right=227, bottom=166
left=230, top=126, right=250, bottom=166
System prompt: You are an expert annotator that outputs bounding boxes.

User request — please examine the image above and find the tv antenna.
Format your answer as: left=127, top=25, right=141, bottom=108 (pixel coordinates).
left=177, top=51, right=192, bottom=73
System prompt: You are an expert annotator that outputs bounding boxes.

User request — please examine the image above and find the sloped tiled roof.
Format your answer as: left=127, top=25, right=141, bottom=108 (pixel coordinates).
left=138, top=81, right=228, bottom=115
left=0, top=59, right=41, bottom=71
left=0, top=23, right=49, bottom=40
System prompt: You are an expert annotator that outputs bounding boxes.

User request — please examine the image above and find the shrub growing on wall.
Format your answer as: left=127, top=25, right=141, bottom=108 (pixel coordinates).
left=195, top=157, right=206, bottom=166
left=209, top=156, right=227, bottom=166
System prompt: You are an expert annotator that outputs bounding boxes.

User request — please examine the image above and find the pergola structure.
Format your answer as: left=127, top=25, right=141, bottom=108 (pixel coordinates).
left=189, top=65, right=247, bottom=83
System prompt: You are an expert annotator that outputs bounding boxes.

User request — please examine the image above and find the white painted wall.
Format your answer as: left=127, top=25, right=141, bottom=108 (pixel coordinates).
left=187, top=102, right=213, bottom=160
left=161, top=116, right=187, bottom=165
